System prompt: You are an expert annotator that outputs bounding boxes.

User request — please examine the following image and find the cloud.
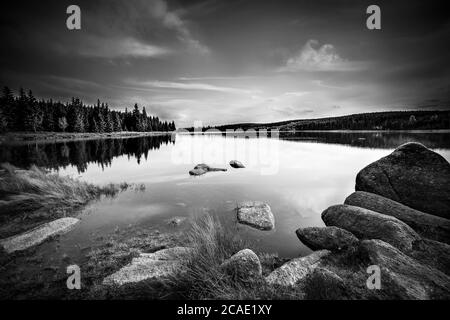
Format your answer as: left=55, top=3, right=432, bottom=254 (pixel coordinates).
left=74, top=36, right=170, bottom=59
left=132, top=80, right=260, bottom=94
left=280, top=40, right=365, bottom=72
left=149, top=0, right=210, bottom=55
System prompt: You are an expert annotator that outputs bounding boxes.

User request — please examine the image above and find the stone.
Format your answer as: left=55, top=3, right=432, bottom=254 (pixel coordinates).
left=0, top=217, right=79, bottom=254
left=236, top=201, right=275, bottom=231
left=345, top=191, right=450, bottom=244
left=360, top=239, right=450, bottom=299
left=229, top=160, right=245, bottom=168
left=265, top=250, right=330, bottom=286
left=355, top=142, right=450, bottom=219
left=189, top=164, right=227, bottom=176
left=322, top=204, right=421, bottom=252
left=302, top=267, right=347, bottom=300
left=296, top=226, right=359, bottom=252
left=220, top=249, right=262, bottom=280
left=166, top=216, right=187, bottom=227
left=103, top=247, right=193, bottom=286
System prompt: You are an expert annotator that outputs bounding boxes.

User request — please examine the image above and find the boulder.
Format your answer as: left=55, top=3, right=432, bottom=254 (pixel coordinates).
left=409, top=238, right=450, bottom=276
left=303, top=267, right=348, bottom=300
left=265, top=250, right=330, bottom=286
left=360, top=239, right=450, bottom=299
left=355, top=142, right=450, bottom=219
left=189, top=164, right=227, bottom=176
left=345, top=191, right=450, bottom=244
left=296, top=226, right=359, bottom=252
left=103, top=247, right=193, bottom=286
left=236, top=201, right=275, bottom=231
left=229, top=160, right=245, bottom=168
left=220, top=249, right=262, bottom=280
left=322, top=204, right=421, bottom=252
left=0, top=217, right=79, bottom=254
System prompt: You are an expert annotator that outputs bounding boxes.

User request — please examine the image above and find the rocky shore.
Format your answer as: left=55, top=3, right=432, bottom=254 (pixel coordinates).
left=1, top=142, right=449, bottom=300
left=265, top=142, right=450, bottom=299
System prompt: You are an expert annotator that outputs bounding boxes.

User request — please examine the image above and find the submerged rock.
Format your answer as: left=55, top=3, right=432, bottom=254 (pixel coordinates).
left=236, top=201, right=275, bottom=231
left=296, top=226, right=359, bottom=252
left=103, top=247, right=193, bottom=286
left=220, top=249, right=262, bottom=280
left=0, top=217, right=79, bottom=254
left=345, top=191, right=450, bottom=244
left=229, top=160, right=245, bottom=168
left=189, top=163, right=227, bottom=176
left=265, top=250, right=330, bottom=286
left=322, top=204, right=421, bottom=252
left=355, top=142, right=450, bottom=219
left=360, top=239, right=450, bottom=300
left=166, top=216, right=187, bottom=227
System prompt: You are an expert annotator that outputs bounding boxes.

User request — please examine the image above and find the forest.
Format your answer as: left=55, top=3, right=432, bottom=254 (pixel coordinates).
left=0, top=86, right=176, bottom=133
left=191, top=110, right=450, bottom=132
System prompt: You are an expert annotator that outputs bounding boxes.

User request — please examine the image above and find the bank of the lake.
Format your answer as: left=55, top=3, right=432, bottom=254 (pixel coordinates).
left=0, top=131, right=173, bottom=146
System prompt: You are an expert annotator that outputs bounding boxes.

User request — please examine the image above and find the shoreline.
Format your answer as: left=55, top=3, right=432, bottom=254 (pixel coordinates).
left=0, top=131, right=174, bottom=146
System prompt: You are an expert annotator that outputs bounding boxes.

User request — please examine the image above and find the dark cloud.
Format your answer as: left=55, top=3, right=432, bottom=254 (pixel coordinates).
left=0, top=0, right=448, bottom=126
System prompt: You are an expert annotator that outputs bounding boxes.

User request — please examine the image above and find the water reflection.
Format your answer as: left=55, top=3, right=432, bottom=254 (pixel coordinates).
left=280, top=131, right=450, bottom=149
left=1, top=131, right=448, bottom=172
left=0, top=135, right=174, bottom=173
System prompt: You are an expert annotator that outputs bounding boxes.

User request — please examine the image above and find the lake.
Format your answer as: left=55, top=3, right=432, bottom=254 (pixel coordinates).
left=1, top=131, right=450, bottom=262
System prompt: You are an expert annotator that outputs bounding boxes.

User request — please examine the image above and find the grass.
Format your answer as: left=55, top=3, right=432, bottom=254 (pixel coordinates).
left=168, top=214, right=306, bottom=300
left=0, top=163, right=131, bottom=238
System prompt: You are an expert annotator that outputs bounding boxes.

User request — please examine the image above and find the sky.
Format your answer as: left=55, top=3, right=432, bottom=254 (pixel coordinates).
left=0, top=0, right=449, bottom=127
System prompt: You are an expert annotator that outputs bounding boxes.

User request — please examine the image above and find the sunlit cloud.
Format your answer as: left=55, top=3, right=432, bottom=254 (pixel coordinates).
left=132, top=80, right=261, bottom=95
left=77, top=37, right=170, bottom=59
left=280, top=40, right=366, bottom=72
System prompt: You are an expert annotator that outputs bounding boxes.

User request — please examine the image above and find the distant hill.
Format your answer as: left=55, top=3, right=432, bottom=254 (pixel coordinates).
left=186, top=110, right=450, bottom=132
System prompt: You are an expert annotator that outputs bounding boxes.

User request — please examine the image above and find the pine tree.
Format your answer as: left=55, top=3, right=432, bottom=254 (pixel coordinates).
left=132, top=103, right=141, bottom=131
left=23, top=90, right=42, bottom=132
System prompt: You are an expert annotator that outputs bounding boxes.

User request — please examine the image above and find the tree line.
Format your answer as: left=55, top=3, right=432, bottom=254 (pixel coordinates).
left=205, top=110, right=450, bottom=132
left=0, top=86, right=176, bottom=133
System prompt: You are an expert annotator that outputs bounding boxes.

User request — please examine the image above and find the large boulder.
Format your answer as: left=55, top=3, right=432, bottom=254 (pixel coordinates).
left=236, top=201, right=275, bottom=231
left=355, top=142, right=450, bottom=219
left=0, top=217, right=79, bottom=254
left=220, top=249, right=262, bottom=281
left=360, top=239, right=450, bottom=299
left=189, top=164, right=227, bottom=176
left=409, top=239, right=450, bottom=276
left=302, top=267, right=348, bottom=300
left=296, top=226, right=359, bottom=252
left=322, top=204, right=421, bottom=252
left=345, top=191, right=450, bottom=244
left=265, top=250, right=330, bottom=286
left=103, top=247, right=193, bottom=286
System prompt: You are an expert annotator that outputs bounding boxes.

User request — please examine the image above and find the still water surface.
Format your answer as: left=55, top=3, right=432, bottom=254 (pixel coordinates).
left=1, top=131, right=449, bottom=261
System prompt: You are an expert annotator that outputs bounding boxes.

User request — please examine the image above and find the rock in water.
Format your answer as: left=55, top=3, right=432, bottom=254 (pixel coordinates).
left=236, top=201, right=275, bottom=230
left=345, top=191, right=450, bottom=244
left=0, top=217, right=79, bottom=254
left=360, top=239, right=450, bottom=300
left=166, top=216, right=187, bottom=227
left=355, top=142, right=450, bottom=219
left=265, top=250, right=330, bottom=286
left=103, top=247, right=193, bottom=286
left=296, top=226, right=359, bottom=252
left=220, top=249, right=262, bottom=280
left=229, top=160, right=245, bottom=168
left=322, top=204, right=421, bottom=252
left=189, top=163, right=227, bottom=176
